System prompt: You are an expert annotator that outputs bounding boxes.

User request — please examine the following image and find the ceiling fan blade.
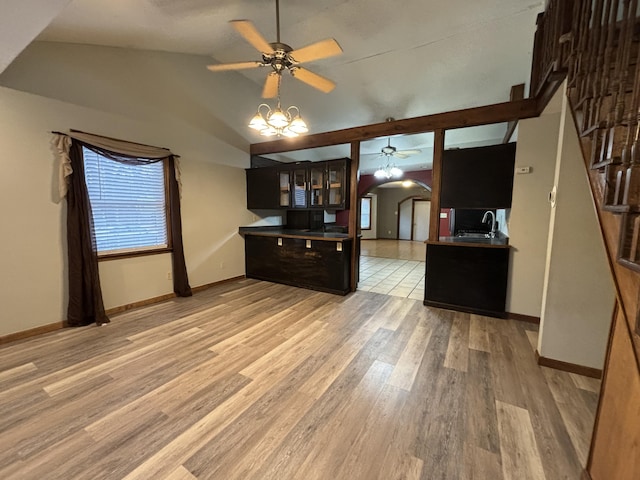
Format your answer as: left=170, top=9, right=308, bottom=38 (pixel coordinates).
left=290, top=38, right=343, bottom=63
left=291, top=67, right=336, bottom=93
left=392, top=153, right=409, bottom=159
left=395, top=149, right=422, bottom=156
left=230, top=20, right=274, bottom=54
left=262, top=73, right=280, bottom=98
left=207, top=61, right=263, bottom=71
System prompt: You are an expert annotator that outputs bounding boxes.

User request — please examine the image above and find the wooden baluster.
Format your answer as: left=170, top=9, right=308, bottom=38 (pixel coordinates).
left=588, top=0, right=614, bottom=130
left=591, top=0, right=620, bottom=166
left=594, top=0, right=627, bottom=167
left=580, top=0, right=607, bottom=131
left=566, top=0, right=583, bottom=85
left=629, top=215, right=640, bottom=261
left=573, top=0, right=593, bottom=90
left=604, top=0, right=635, bottom=163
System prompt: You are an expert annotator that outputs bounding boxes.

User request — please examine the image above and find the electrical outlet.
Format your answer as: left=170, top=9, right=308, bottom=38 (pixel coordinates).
left=167, top=271, right=172, bottom=280
left=388, top=230, right=391, bottom=235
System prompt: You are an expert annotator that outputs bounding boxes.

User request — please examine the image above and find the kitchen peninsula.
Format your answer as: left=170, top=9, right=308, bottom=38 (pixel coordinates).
left=241, top=157, right=353, bottom=295
left=240, top=227, right=353, bottom=295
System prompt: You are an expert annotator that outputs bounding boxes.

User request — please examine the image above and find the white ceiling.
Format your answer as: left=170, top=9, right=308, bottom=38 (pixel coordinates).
left=7, top=0, right=544, bottom=173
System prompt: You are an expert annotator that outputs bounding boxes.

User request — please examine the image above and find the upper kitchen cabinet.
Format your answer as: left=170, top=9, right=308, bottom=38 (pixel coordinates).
left=245, top=158, right=350, bottom=210
left=246, top=166, right=280, bottom=210
left=440, top=142, right=516, bottom=209
left=309, top=164, right=325, bottom=208
left=325, top=158, right=350, bottom=210
left=291, top=167, right=309, bottom=208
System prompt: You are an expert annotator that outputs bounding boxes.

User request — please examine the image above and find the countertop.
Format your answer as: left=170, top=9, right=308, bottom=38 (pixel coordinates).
left=239, top=226, right=351, bottom=242
left=427, top=235, right=510, bottom=248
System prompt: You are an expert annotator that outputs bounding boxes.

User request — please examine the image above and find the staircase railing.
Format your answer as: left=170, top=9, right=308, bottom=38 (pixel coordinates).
left=532, top=0, right=640, bottom=341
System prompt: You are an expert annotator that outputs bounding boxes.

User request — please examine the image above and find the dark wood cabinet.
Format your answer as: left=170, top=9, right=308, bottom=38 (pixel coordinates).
left=325, top=158, right=350, bottom=209
left=246, top=158, right=350, bottom=210
left=440, top=143, right=516, bottom=209
left=424, top=243, right=510, bottom=318
left=245, top=234, right=352, bottom=294
left=246, top=166, right=280, bottom=210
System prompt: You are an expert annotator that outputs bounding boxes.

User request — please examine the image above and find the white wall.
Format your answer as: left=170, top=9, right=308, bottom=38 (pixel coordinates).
left=0, top=42, right=265, bottom=336
left=538, top=84, right=614, bottom=370
left=506, top=89, right=562, bottom=317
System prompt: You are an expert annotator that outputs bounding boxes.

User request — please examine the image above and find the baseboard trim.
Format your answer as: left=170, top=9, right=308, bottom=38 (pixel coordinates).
left=105, top=293, right=177, bottom=315
left=1, top=276, right=247, bottom=346
left=535, top=350, right=602, bottom=379
left=507, top=312, right=540, bottom=324
left=191, top=275, right=245, bottom=294
left=0, top=321, right=67, bottom=346
left=106, top=275, right=246, bottom=315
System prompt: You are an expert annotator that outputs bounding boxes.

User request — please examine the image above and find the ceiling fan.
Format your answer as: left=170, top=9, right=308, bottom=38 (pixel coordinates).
left=207, top=0, right=343, bottom=98
left=379, top=138, right=422, bottom=159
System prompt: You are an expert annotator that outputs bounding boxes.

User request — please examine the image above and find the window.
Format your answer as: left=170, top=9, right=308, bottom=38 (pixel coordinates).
left=82, top=147, right=170, bottom=257
left=361, top=196, right=372, bottom=230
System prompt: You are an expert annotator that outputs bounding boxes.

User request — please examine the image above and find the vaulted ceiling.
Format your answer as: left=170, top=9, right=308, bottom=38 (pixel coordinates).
left=1, top=0, right=545, bottom=172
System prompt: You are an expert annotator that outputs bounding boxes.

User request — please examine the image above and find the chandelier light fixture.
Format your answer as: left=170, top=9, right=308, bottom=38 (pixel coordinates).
left=374, top=163, right=403, bottom=179
left=248, top=75, right=308, bottom=137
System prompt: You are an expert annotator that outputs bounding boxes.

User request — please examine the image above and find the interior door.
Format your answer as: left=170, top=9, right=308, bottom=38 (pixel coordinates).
left=413, top=200, right=431, bottom=241
left=399, top=200, right=412, bottom=240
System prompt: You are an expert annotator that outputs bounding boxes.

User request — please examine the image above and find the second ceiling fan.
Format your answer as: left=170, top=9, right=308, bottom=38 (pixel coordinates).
left=207, top=0, right=343, bottom=98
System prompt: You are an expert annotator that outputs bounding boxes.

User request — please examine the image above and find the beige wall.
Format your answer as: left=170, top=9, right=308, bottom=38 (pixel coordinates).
left=373, top=185, right=430, bottom=239
left=0, top=42, right=259, bottom=336
left=506, top=90, right=562, bottom=317
left=538, top=84, right=614, bottom=370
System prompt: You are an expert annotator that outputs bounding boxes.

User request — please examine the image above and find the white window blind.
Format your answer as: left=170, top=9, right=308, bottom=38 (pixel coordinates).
left=82, top=147, right=168, bottom=254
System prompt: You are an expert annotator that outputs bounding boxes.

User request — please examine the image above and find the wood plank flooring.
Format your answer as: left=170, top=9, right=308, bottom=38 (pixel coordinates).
left=0, top=279, right=598, bottom=479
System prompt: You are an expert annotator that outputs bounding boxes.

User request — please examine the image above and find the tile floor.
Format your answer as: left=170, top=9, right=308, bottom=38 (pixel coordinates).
left=358, top=255, right=425, bottom=300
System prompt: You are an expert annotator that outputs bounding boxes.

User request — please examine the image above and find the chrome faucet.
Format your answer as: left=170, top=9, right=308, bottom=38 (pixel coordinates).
left=482, top=210, right=497, bottom=238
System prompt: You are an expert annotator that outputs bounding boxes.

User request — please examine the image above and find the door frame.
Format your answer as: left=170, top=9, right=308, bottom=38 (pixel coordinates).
left=411, top=199, right=431, bottom=241
left=397, top=195, right=430, bottom=240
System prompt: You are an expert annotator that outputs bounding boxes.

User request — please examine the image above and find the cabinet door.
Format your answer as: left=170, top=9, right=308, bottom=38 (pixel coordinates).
left=292, top=168, right=308, bottom=208
left=246, top=167, right=280, bottom=209
left=309, top=165, right=325, bottom=208
left=325, top=159, right=349, bottom=209
left=278, top=169, right=291, bottom=208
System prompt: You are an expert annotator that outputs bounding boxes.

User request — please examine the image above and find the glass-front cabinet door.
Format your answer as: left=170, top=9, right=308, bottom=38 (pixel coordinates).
left=309, top=166, right=325, bottom=207
left=326, top=161, right=346, bottom=208
left=292, top=168, right=308, bottom=208
left=279, top=170, right=291, bottom=207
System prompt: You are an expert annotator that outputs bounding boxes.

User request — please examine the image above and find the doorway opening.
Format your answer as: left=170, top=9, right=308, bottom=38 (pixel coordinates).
left=358, top=179, right=429, bottom=299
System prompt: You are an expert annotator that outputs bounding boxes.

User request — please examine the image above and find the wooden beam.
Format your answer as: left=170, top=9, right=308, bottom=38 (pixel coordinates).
left=429, top=129, right=445, bottom=242
left=250, top=98, right=540, bottom=155
left=349, top=141, right=360, bottom=292
left=503, top=83, right=526, bottom=143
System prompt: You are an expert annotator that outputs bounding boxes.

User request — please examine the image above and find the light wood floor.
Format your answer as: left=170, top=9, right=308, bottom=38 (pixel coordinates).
left=0, top=279, right=599, bottom=479
left=361, top=239, right=426, bottom=261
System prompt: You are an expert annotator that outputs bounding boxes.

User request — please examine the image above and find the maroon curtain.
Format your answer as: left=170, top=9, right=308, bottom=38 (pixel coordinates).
left=168, top=155, right=192, bottom=297
left=67, top=141, right=109, bottom=326
left=66, top=141, right=192, bottom=326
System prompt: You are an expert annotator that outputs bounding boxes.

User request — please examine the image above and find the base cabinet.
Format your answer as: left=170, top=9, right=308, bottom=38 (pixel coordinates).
left=425, top=243, right=509, bottom=318
left=245, top=235, right=352, bottom=295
